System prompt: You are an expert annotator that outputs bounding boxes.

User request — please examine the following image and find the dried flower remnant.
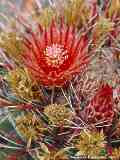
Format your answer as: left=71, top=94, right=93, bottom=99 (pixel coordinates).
left=23, top=21, right=89, bottom=87
left=64, top=0, right=95, bottom=29
left=74, top=130, right=106, bottom=158
left=16, top=112, right=45, bottom=141
left=6, top=68, right=42, bottom=101
left=0, top=32, right=25, bottom=62
left=103, top=0, right=120, bottom=40
left=44, top=104, right=73, bottom=126
left=34, top=144, right=69, bottom=160
left=48, top=150, right=68, bottom=160
left=92, top=17, right=114, bottom=46
left=105, top=0, right=120, bottom=20
left=33, top=7, right=56, bottom=28
left=111, top=147, right=120, bottom=160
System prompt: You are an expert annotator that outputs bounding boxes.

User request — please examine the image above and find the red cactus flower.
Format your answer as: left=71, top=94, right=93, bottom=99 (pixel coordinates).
left=84, top=84, right=114, bottom=124
left=22, top=20, right=89, bottom=87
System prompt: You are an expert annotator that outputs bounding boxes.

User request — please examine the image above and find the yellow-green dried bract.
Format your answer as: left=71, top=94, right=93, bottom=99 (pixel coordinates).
left=95, top=18, right=114, bottom=33
left=44, top=104, right=73, bottom=126
left=6, top=68, right=42, bottom=101
left=33, top=7, right=56, bottom=28
left=92, top=17, right=114, bottom=45
left=73, top=130, right=105, bottom=158
left=0, top=32, right=25, bottom=60
left=16, top=112, right=45, bottom=140
left=107, top=0, right=120, bottom=19
left=64, top=0, right=90, bottom=28
left=34, top=144, right=69, bottom=160
left=111, top=147, right=120, bottom=160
